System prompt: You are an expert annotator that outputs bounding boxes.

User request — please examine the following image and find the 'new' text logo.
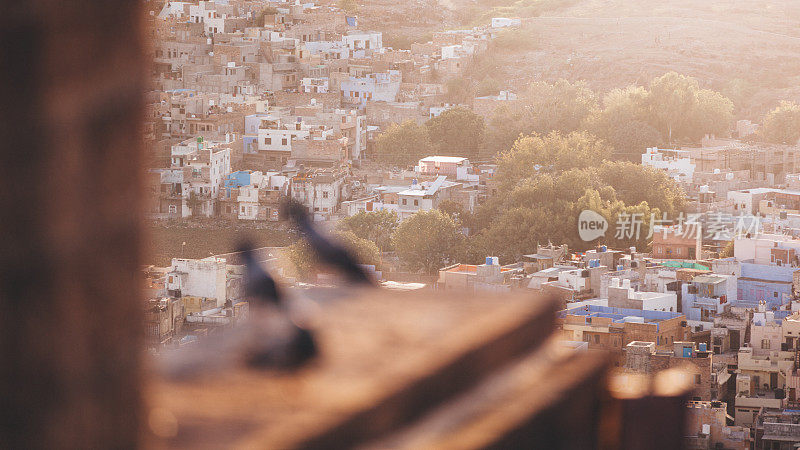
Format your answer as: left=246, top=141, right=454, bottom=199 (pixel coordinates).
left=578, top=210, right=608, bottom=242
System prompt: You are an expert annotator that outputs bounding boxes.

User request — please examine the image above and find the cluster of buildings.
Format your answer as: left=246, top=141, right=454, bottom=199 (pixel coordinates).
left=643, top=135, right=800, bottom=244
left=149, top=148, right=490, bottom=221
left=144, top=2, right=800, bottom=446
left=142, top=244, right=299, bottom=349
left=434, top=233, right=800, bottom=447
left=144, top=255, right=249, bottom=348
left=146, top=0, right=520, bottom=222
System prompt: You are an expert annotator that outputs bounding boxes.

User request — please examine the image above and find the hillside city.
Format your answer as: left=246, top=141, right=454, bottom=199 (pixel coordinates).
left=141, top=0, right=800, bottom=447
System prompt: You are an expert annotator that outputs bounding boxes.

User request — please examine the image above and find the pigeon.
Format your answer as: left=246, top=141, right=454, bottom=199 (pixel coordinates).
left=283, top=199, right=375, bottom=285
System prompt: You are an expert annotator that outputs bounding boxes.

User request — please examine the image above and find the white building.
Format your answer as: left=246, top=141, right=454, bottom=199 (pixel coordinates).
left=170, top=137, right=232, bottom=217
left=441, top=45, right=464, bottom=60
left=158, top=1, right=192, bottom=18
left=733, top=234, right=800, bottom=265
left=290, top=168, right=348, bottom=221
left=166, top=257, right=228, bottom=307
left=340, top=71, right=401, bottom=106
left=396, top=176, right=452, bottom=220
left=300, top=77, right=329, bottom=93
left=642, top=147, right=695, bottom=183
left=607, top=278, right=678, bottom=312
left=341, top=31, right=382, bottom=56
left=751, top=303, right=785, bottom=356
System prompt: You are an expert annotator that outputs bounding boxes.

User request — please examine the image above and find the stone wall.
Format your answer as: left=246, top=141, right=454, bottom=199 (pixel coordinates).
left=0, top=2, right=146, bottom=447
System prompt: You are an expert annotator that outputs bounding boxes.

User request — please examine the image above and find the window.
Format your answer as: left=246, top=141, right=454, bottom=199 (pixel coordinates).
left=414, top=199, right=419, bottom=206
left=695, top=374, right=701, bottom=385
left=265, top=137, right=271, bottom=145
left=594, top=335, right=599, bottom=344
left=168, top=205, right=177, bottom=214
left=402, top=199, right=407, bottom=205
left=282, top=138, right=287, bottom=145
left=762, top=339, right=770, bottom=349
left=322, top=191, right=328, bottom=198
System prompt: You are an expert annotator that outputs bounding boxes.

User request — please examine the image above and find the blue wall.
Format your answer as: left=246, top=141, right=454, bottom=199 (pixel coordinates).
left=242, top=135, right=258, bottom=154
left=737, top=263, right=795, bottom=308
left=223, top=171, right=251, bottom=198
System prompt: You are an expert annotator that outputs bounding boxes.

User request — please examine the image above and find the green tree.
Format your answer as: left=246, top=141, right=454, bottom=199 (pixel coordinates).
left=333, top=230, right=380, bottom=267
left=572, top=189, right=661, bottom=251
left=760, top=101, right=800, bottom=144
left=288, top=230, right=379, bottom=280
left=337, top=210, right=399, bottom=251
left=646, top=72, right=733, bottom=142
left=470, top=159, right=685, bottom=255
left=596, top=161, right=685, bottom=216
left=479, top=207, right=554, bottom=263
left=374, top=120, right=432, bottom=167
left=721, top=78, right=756, bottom=114
left=426, top=107, right=485, bottom=160
left=437, top=199, right=473, bottom=229
left=496, top=131, right=612, bottom=186
left=693, top=88, right=736, bottom=139
left=586, top=86, right=662, bottom=159
left=600, top=120, right=663, bottom=161
left=523, top=79, right=598, bottom=134
left=486, top=79, right=598, bottom=155
left=392, top=210, right=461, bottom=274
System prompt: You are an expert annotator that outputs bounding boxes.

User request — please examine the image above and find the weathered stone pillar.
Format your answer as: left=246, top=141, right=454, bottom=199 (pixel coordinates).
left=0, top=2, right=146, bottom=448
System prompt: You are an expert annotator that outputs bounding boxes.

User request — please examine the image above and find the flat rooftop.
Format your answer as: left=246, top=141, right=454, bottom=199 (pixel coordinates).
left=560, top=304, right=682, bottom=324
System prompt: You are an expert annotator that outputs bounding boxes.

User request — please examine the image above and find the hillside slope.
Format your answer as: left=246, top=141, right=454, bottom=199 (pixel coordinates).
left=466, top=0, right=800, bottom=117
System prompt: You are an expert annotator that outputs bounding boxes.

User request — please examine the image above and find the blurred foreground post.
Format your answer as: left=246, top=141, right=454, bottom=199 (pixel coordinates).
left=152, top=290, right=694, bottom=449
left=0, top=2, right=145, bottom=448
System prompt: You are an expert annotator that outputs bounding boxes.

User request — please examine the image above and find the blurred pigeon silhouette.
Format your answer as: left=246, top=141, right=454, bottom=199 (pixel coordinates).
left=237, top=241, right=317, bottom=368
left=238, top=243, right=282, bottom=304
left=158, top=243, right=317, bottom=379
left=283, top=199, right=375, bottom=285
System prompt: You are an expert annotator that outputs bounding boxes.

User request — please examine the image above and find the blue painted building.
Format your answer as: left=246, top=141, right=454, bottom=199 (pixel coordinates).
left=681, top=274, right=736, bottom=322
left=223, top=171, right=251, bottom=198
left=737, top=262, right=796, bottom=309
